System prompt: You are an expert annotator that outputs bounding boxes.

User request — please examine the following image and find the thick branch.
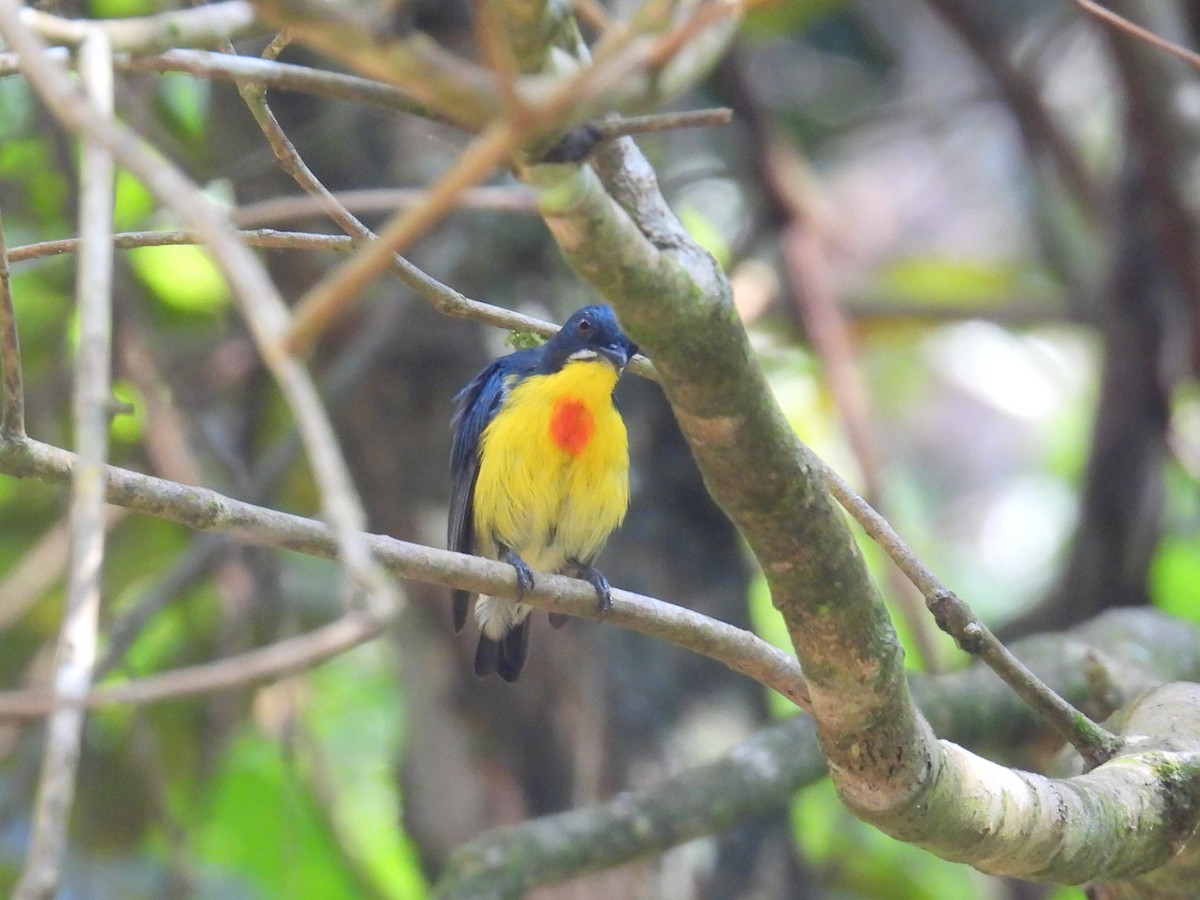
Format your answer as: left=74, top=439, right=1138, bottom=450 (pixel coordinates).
left=523, top=124, right=1157, bottom=884
left=437, top=717, right=826, bottom=899
left=436, top=613, right=1200, bottom=896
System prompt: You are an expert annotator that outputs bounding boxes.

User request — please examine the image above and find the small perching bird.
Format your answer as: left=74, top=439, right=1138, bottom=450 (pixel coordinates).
left=448, top=305, right=638, bottom=681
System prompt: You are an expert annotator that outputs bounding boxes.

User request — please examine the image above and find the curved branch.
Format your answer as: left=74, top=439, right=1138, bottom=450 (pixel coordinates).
left=0, top=434, right=809, bottom=716
left=436, top=613, right=1200, bottom=896
left=522, top=97, right=1176, bottom=887
left=437, top=717, right=826, bottom=900
left=20, top=1, right=262, bottom=52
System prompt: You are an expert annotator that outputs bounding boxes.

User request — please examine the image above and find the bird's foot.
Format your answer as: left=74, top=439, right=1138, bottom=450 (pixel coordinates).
left=567, top=559, right=612, bottom=617
left=501, top=548, right=535, bottom=598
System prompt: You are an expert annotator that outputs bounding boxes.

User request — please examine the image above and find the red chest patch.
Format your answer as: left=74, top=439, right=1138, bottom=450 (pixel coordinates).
left=550, top=398, right=595, bottom=456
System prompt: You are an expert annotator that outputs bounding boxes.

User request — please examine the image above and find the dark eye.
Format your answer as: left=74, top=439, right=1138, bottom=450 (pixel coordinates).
left=577, top=318, right=593, bottom=335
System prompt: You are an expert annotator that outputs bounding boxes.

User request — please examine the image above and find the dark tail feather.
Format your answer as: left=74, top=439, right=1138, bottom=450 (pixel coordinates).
left=452, top=590, right=470, bottom=633
left=474, top=634, right=501, bottom=679
left=497, top=618, right=531, bottom=682
left=474, top=619, right=531, bottom=681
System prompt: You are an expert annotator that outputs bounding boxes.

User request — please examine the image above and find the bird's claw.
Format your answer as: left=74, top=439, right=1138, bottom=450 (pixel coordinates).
left=501, top=548, right=535, bottom=598
left=573, top=564, right=612, bottom=617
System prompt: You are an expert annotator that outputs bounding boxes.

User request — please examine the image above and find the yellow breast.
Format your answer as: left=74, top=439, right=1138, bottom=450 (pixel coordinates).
left=473, top=359, right=630, bottom=570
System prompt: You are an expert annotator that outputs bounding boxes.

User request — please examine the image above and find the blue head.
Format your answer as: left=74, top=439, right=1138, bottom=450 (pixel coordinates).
left=539, top=305, right=638, bottom=373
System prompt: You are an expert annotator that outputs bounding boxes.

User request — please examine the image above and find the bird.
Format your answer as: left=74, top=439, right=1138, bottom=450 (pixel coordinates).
left=448, top=305, right=638, bottom=681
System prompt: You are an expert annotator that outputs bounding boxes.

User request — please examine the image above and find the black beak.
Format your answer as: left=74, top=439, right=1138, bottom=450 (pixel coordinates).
left=600, top=342, right=633, bottom=370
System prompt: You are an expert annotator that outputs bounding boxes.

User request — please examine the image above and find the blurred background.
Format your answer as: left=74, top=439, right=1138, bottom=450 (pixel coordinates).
left=1, top=0, right=1198, bottom=897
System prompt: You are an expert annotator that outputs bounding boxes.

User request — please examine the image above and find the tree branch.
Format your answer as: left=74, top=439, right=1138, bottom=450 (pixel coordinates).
left=437, top=716, right=827, bottom=900
left=436, top=612, right=1200, bottom=896
left=124, top=48, right=436, bottom=118
left=523, top=75, right=1150, bottom=887
left=0, top=434, right=810, bottom=716
left=1074, top=0, right=1200, bottom=71
left=0, top=202, right=23, bottom=438
left=15, top=30, right=114, bottom=900
left=19, top=1, right=262, bottom=53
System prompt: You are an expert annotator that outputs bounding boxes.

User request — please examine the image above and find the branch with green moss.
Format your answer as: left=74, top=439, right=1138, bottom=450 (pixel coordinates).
left=435, top=609, right=1200, bottom=897
left=520, top=84, right=1200, bottom=895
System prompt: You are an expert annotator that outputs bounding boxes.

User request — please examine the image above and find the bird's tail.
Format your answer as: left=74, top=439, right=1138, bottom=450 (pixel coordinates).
left=474, top=617, right=531, bottom=682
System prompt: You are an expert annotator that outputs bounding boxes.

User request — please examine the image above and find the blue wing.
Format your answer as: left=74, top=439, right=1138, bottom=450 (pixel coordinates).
left=448, top=356, right=522, bottom=631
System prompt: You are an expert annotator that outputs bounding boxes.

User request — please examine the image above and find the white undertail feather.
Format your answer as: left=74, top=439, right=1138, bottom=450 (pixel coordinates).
left=475, top=596, right=532, bottom=641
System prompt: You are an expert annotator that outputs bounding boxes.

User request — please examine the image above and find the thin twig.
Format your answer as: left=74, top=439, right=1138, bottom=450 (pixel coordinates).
left=3, top=227, right=656, bottom=379
left=0, top=435, right=811, bottom=716
left=1073, top=0, right=1200, bottom=70
left=0, top=611, right=386, bottom=718
left=19, top=1, right=261, bottom=52
left=15, top=29, right=115, bottom=900
left=281, top=0, right=741, bottom=354
left=128, top=50, right=434, bottom=118
left=593, top=106, right=733, bottom=139
left=8, top=228, right=354, bottom=262
left=283, top=118, right=523, bottom=355
left=0, top=203, right=24, bottom=437
left=232, top=186, right=536, bottom=227
left=0, top=0, right=398, bottom=622
left=819, top=462, right=1123, bottom=768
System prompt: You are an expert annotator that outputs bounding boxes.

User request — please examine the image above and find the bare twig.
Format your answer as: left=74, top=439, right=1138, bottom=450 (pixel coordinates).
left=281, top=1, right=741, bottom=354
left=283, top=119, right=524, bottom=355
left=8, top=228, right=354, bottom=262
left=19, top=1, right=261, bottom=52
left=15, top=30, right=115, bottom=900
left=4, top=227, right=656, bottom=379
left=232, top=187, right=536, bottom=227
left=0, top=203, right=24, bottom=437
left=0, top=0, right=397, bottom=622
left=594, top=106, right=732, bottom=139
left=1073, top=0, right=1200, bottom=70
left=97, top=298, right=409, bottom=677
left=819, top=462, right=1123, bottom=768
left=0, top=436, right=810, bottom=716
left=0, top=612, right=386, bottom=718
left=124, top=49, right=436, bottom=119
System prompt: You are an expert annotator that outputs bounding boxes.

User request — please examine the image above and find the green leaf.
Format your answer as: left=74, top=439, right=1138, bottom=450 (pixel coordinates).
left=193, top=731, right=363, bottom=898
left=114, top=170, right=156, bottom=230
left=109, top=380, right=144, bottom=444
left=307, top=645, right=429, bottom=898
left=157, top=72, right=211, bottom=143
left=129, top=244, right=229, bottom=314
left=87, top=0, right=161, bottom=18
left=1152, top=534, right=1200, bottom=621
